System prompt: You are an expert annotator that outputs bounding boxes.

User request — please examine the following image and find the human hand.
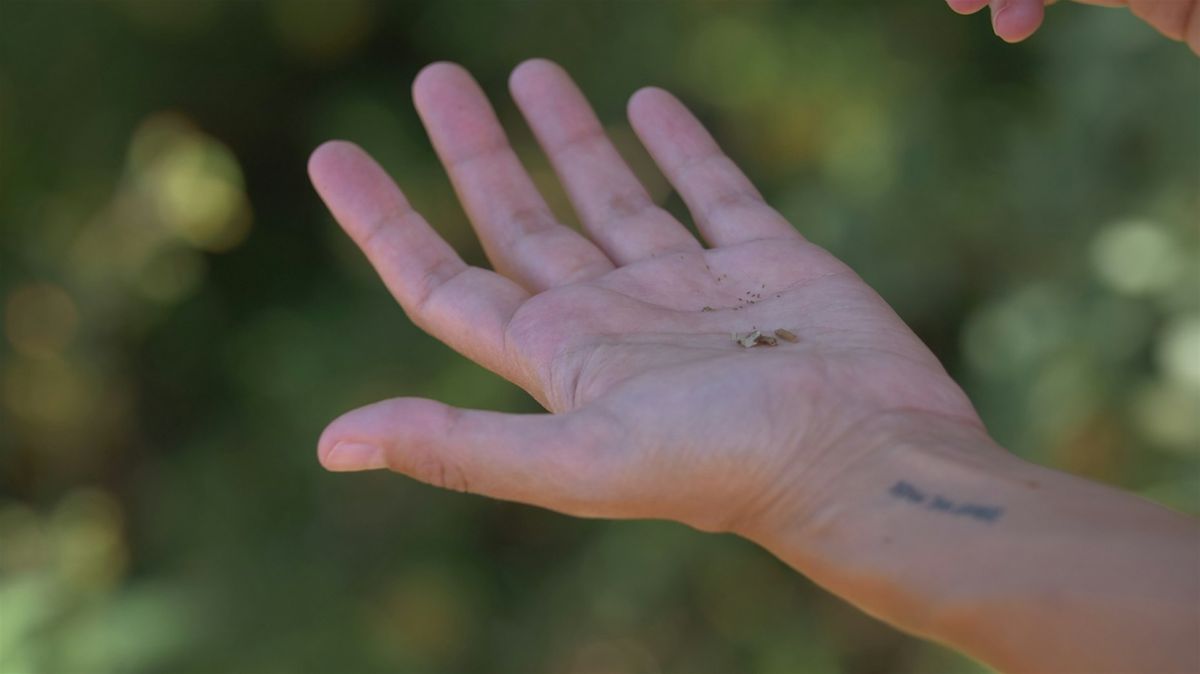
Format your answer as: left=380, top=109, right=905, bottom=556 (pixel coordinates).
left=309, top=60, right=1200, bottom=674
left=945, top=0, right=1200, bottom=52
left=308, top=60, right=985, bottom=536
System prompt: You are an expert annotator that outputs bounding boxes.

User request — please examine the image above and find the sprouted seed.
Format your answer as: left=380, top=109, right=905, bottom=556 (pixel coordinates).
left=732, top=330, right=762, bottom=348
left=733, top=328, right=798, bottom=348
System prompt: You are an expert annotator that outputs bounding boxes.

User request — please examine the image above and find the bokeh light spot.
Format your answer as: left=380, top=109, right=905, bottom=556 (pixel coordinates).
left=5, top=283, right=79, bottom=358
left=0, top=503, right=49, bottom=575
left=51, top=488, right=127, bottom=591
left=1089, top=219, right=1183, bottom=296
left=3, top=356, right=94, bottom=427
left=1157, top=314, right=1200, bottom=389
left=1132, top=380, right=1200, bottom=453
left=129, top=113, right=252, bottom=252
left=964, top=284, right=1073, bottom=376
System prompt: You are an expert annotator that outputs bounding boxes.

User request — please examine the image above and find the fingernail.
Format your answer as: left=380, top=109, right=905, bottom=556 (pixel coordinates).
left=323, top=442, right=387, bottom=472
left=990, top=0, right=1010, bottom=36
left=992, top=0, right=1042, bottom=42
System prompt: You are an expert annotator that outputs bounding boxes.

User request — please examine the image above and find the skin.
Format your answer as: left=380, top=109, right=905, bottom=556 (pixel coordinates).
left=947, top=0, right=1200, bottom=53
left=309, top=60, right=1200, bottom=672
left=309, top=60, right=982, bottom=531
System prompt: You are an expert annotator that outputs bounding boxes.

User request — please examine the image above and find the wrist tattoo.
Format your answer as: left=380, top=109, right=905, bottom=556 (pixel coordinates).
left=888, top=480, right=1004, bottom=523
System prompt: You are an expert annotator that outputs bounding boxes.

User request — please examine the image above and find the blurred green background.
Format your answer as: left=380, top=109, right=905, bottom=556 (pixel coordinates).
left=1, top=1, right=1197, bottom=672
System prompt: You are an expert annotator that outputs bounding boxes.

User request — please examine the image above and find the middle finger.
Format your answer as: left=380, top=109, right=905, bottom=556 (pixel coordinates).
left=413, top=62, right=615, bottom=292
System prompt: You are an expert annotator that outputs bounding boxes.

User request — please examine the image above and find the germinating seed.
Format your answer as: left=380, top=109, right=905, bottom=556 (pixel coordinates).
left=733, top=328, right=798, bottom=348
left=732, top=330, right=762, bottom=348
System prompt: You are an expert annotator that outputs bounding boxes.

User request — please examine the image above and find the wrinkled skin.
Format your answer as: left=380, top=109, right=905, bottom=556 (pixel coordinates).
left=308, top=60, right=986, bottom=537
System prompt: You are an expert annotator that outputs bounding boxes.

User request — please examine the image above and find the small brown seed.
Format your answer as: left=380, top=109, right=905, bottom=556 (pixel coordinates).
left=774, top=328, right=799, bottom=343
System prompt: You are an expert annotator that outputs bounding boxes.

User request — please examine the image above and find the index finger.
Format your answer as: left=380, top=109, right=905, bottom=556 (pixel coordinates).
left=308, top=141, right=531, bottom=387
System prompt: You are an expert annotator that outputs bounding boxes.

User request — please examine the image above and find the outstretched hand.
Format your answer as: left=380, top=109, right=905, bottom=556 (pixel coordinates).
left=308, top=60, right=984, bottom=535
left=946, top=0, right=1200, bottom=52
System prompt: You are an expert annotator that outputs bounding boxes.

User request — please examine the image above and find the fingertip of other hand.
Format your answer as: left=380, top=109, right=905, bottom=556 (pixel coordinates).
left=946, top=0, right=990, bottom=15
left=992, top=1, right=1045, bottom=43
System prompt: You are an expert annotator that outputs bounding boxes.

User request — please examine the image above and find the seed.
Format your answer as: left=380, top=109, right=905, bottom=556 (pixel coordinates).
left=774, top=328, right=799, bottom=343
left=702, top=306, right=715, bottom=312
left=733, top=329, right=787, bottom=348
left=733, top=330, right=762, bottom=348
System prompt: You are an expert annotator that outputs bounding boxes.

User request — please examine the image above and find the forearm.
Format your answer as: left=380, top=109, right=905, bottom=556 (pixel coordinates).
left=745, top=415, right=1200, bottom=674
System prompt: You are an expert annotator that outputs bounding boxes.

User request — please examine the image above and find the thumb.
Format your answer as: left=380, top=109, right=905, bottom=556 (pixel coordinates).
left=317, top=397, right=618, bottom=517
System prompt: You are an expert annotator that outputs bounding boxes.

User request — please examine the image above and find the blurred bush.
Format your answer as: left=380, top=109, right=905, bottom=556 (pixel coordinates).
left=0, top=1, right=1196, bottom=672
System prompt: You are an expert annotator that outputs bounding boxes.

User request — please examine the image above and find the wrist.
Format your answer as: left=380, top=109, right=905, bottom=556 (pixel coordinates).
left=734, top=410, right=1200, bottom=671
left=738, top=410, right=1199, bottom=673
left=735, top=408, right=1005, bottom=547
left=736, top=409, right=1030, bottom=634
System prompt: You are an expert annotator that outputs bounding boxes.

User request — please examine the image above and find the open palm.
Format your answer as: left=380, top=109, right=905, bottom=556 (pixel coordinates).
left=309, top=60, right=982, bottom=534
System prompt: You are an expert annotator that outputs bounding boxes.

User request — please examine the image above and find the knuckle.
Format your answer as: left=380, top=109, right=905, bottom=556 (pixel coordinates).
left=702, top=188, right=762, bottom=221
left=601, top=191, right=653, bottom=222
left=392, top=452, right=470, bottom=493
left=381, top=403, right=472, bottom=493
left=555, top=128, right=606, bottom=157
left=504, top=207, right=559, bottom=237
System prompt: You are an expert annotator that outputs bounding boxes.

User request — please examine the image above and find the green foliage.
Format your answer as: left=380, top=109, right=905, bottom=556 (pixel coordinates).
left=1, top=1, right=1196, bottom=672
